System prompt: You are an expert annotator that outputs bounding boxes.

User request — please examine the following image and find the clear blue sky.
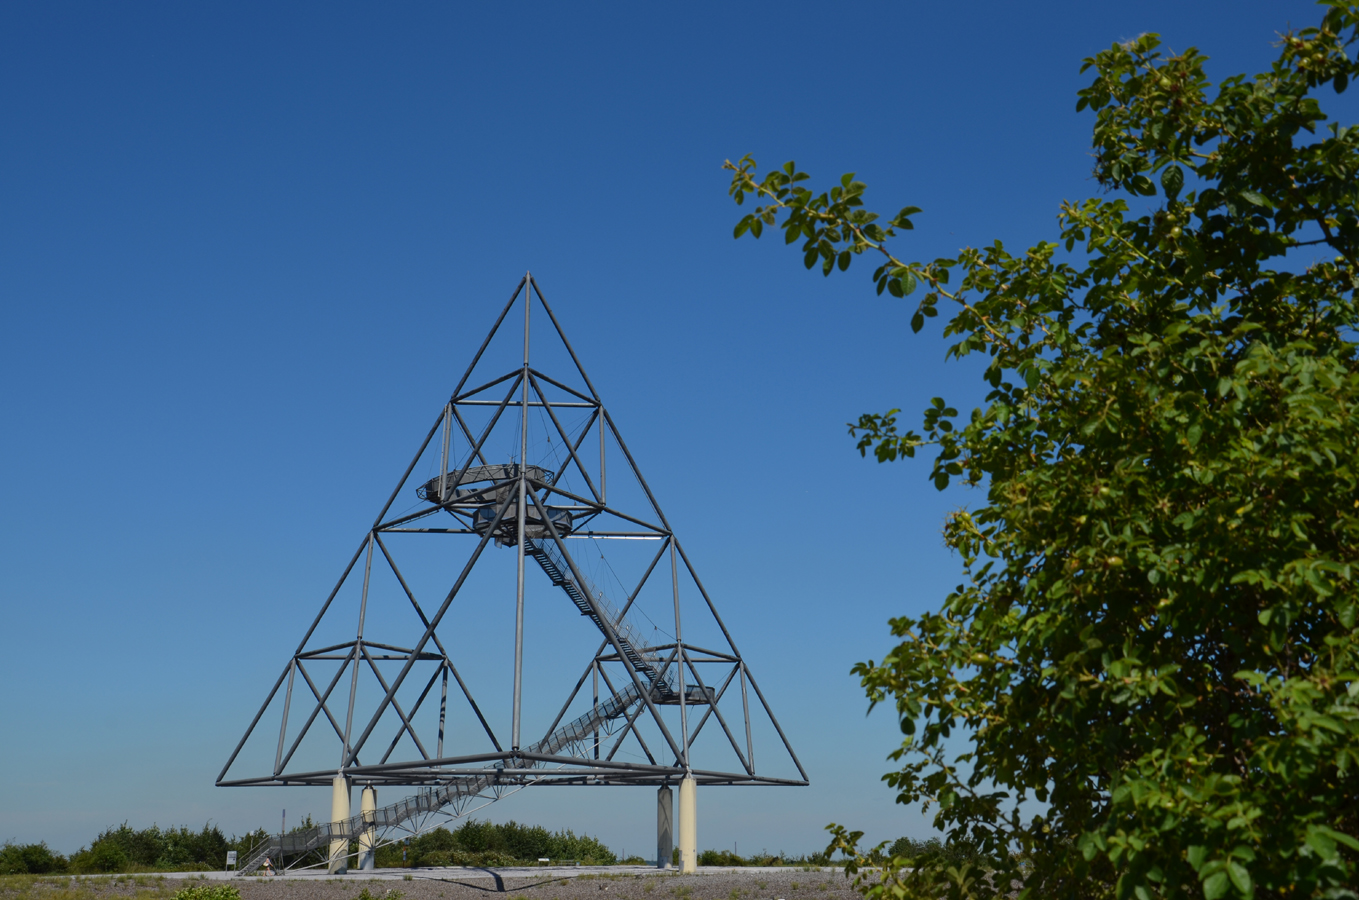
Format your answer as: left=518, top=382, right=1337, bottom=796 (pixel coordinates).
left=2, top=0, right=1352, bottom=858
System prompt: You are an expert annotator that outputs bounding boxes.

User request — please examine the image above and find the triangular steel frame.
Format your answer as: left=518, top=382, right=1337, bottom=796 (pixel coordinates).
left=218, top=275, right=807, bottom=806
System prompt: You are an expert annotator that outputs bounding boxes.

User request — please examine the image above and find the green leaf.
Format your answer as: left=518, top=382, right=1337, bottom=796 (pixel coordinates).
left=1161, top=165, right=1184, bottom=201
left=1314, top=825, right=1359, bottom=852
left=1305, top=828, right=1337, bottom=858
left=1202, top=872, right=1229, bottom=900
left=721, top=13, right=1359, bottom=893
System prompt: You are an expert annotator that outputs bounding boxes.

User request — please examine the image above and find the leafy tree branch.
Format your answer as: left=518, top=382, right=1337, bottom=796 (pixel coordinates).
left=728, top=3, right=1359, bottom=899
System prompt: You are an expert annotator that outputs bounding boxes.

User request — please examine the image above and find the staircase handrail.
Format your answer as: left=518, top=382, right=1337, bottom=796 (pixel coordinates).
left=237, top=680, right=648, bottom=874
left=529, top=539, right=667, bottom=685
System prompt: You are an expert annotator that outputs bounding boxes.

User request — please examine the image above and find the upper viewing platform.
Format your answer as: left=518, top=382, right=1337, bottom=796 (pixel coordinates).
left=416, top=463, right=574, bottom=545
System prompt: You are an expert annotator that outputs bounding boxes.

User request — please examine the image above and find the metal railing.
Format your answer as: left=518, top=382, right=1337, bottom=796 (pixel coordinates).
left=528, top=539, right=673, bottom=693
left=237, top=681, right=648, bottom=874
left=239, top=525, right=671, bottom=875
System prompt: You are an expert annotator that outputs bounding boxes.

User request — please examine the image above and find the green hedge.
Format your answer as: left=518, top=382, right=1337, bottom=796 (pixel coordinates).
left=0, top=842, right=65, bottom=875
left=377, top=820, right=616, bottom=867
left=2, top=824, right=274, bottom=874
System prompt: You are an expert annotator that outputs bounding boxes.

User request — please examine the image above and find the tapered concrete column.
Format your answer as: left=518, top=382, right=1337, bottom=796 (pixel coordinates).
left=677, top=776, right=697, bottom=873
left=656, top=785, right=673, bottom=869
left=358, top=785, right=377, bottom=871
left=328, top=774, right=351, bottom=874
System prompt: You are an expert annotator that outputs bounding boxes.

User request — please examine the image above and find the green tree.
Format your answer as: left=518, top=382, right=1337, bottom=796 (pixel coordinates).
left=0, top=841, right=67, bottom=875
left=727, top=3, right=1359, bottom=898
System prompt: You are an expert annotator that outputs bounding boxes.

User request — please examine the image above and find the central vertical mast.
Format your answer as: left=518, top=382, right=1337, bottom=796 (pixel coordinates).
left=512, top=271, right=532, bottom=750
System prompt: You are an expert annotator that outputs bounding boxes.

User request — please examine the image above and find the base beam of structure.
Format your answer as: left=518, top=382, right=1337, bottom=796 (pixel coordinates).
left=358, top=785, right=377, bottom=871
left=656, top=785, right=673, bottom=869
left=329, top=774, right=351, bottom=874
left=678, top=776, right=696, bottom=873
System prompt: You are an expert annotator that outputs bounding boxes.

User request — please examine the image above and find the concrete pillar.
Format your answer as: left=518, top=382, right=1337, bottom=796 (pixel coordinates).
left=656, top=785, right=673, bottom=869
left=677, top=775, right=697, bottom=873
left=328, top=773, right=351, bottom=874
left=358, top=785, right=377, bottom=871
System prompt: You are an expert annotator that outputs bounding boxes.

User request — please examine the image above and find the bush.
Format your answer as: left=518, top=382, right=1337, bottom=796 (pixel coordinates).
left=698, top=850, right=745, bottom=867
left=886, top=836, right=981, bottom=866
left=70, top=840, right=127, bottom=873
left=65, top=822, right=241, bottom=873
left=695, top=849, right=831, bottom=868
left=379, top=820, right=617, bottom=867
left=171, top=886, right=241, bottom=900
left=0, top=842, right=67, bottom=875
left=416, top=850, right=518, bottom=868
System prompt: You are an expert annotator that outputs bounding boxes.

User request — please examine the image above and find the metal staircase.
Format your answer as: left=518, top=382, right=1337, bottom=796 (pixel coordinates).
left=526, top=539, right=682, bottom=701
left=236, top=680, right=647, bottom=874
left=236, top=534, right=690, bottom=875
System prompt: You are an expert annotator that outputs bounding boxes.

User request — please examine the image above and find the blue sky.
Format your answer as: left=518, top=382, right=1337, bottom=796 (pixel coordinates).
left=2, top=0, right=1353, bottom=858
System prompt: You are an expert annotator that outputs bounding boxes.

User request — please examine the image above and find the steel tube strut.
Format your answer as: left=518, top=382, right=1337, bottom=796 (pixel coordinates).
left=345, top=491, right=516, bottom=767
left=220, top=274, right=805, bottom=803
left=342, top=536, right=376, bottom=766
left=449, top=277, right=525, bottom=401
left=512, top=278, right=530, bottom=750
left=273, top=662, right=296, bottom=777
left=528, top=489, right=684, bottom=762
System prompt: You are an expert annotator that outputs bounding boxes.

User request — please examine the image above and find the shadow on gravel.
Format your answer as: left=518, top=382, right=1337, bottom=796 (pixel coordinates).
left=409, top=871, right=564, bottom=894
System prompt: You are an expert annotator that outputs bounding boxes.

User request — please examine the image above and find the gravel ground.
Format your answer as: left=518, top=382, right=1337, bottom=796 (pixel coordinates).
left=244, top=871, right=855, bottom=900
left=209, top=870, right=858, bottom=900
left=2, top=869, right=868, bottom=900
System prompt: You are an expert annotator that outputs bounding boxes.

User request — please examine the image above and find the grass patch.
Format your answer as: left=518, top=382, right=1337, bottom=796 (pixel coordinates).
left=0, top=874, right=174, bottom=900
left=354, top=889, right=404, bottom=900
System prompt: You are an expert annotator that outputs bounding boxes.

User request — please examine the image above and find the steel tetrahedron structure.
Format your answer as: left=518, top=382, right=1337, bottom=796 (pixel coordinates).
left=218, top=274, right=805, bottom=871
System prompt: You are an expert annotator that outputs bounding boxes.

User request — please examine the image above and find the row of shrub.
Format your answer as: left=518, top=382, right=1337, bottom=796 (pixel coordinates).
left=691, top=838, right=978, bottom=868
left=885, top=836, right=984, bottom=865
left=0, top=824, right=274, bottom=874
left=2, top=819, right=964, bottom=874
left=374, top=819, right=616, bottom=867
left=695, top=849, right=832, bottom=867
